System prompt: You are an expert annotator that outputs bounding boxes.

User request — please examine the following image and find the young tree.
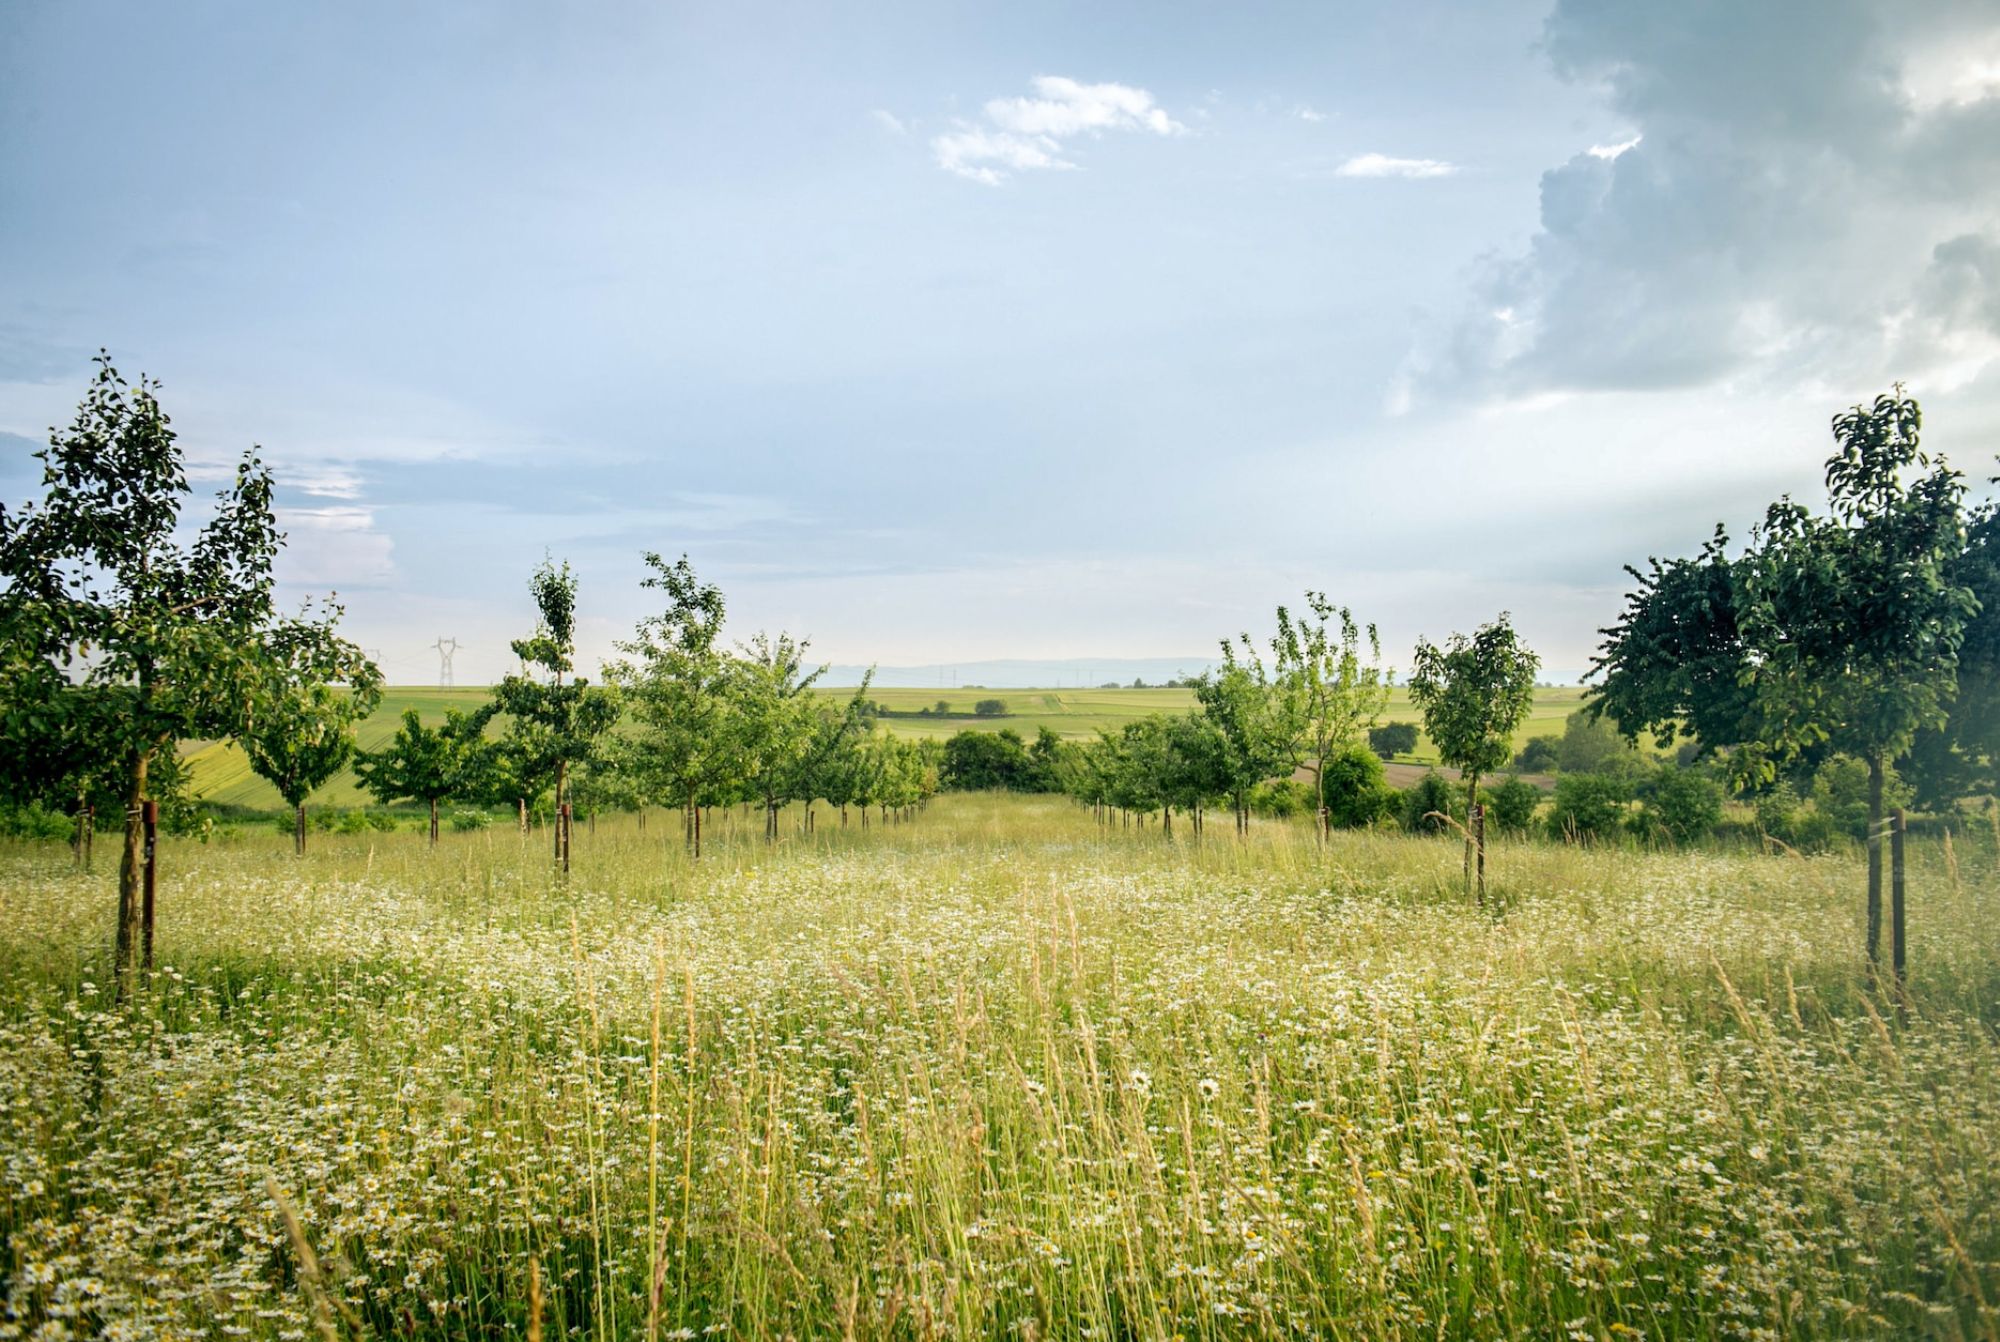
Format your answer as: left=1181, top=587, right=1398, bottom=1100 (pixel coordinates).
left=1408, top=614, right=1540, bottom=906
left=492, top=559, right=619, bottom=869
left=355, top=707, right=476, bottom=845
left=1274, top=593, right=1391, bottom=842
left=1595, top=389, right=1974, bottom=980
left=1191, top=637, right=1304, bottom=835
left=0, top=355, right=373, bottom=989
left=608, top=553, right=737, bottom=856
left=241, top=623, right=385, bottom=852
left=733, top=632, right=826, bottom=841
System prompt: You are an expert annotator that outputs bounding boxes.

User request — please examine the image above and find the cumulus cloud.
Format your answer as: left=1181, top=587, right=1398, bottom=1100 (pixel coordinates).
left=1335, top=152, right=1458, bottom=179
left=1398, top=0, right=2000, bottom=409
left=931, top=76, right=1183, bottom=184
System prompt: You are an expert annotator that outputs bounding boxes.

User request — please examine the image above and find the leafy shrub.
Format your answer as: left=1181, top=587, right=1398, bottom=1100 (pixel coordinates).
left=0, top=803, right=79, bottom=841
left=1367, top=723, right=1419, bottom=759
left=1321, top=746, right=1395, bottom=828
left=1401, top=772, right=1459, bottom=834
left=942, top=729, right=1046, bottom=791
left=1249, top=779, right=1310, bottom=818
left=1545, top=773, right=1630, bottom=842
left=1481, top=776, right=1542, bottom=833
left=450, top=810, right=490, bottom=832
left=973, top=698, right=1006, bottom=717
left=1512, top=735, right=1560, bottom=773
left=1635, top=767, right=1724, bottom=844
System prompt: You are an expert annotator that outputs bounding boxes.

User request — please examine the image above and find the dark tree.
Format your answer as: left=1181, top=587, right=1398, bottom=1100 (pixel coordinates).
left=1367, top=722, right=1419, bottom=760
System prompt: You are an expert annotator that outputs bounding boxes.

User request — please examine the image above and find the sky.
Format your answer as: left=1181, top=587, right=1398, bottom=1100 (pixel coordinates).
left=4, top=0, right=2000, bottom=685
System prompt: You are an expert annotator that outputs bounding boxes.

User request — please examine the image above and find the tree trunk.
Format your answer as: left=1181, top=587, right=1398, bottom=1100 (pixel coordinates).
left=429, top=796, right=440, bottom=847
left=1463, top=773, right=1481, bottom=905
left=1866, top=755, right=1885, bottom=974
left=295, top=802, right=307, bottom=856
left=518, top=797, right=528, bottom=834
left=114, top=748, right=151, bottom=995
left=1315, top=764, right=1327, bottom=846
left=693, top=802, right=702, bottom=859
left=841, top=805, right=848, bottom=827
left=1891, top=806, right=1907, bottom=990
left=554, top=759, right=568, bottom=863
left=1162, top=805, right=1172, bottom=838
left=1473, top=801, right=1487, bottom=910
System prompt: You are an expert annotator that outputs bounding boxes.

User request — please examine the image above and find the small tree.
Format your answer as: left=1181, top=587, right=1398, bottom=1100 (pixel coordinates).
left=1275, top=593, right=1391, bottom=842
left=1191, top=638, right=1305, bottom=835
left=1408, top=614, right=1540, bottom=905
left=973, top=698, right=1006, bottom=717
left=608, top=553, right=737, bottom=856
left=355, top=707, right=476, bottom=845
left=241, top=625, right=384, bottom=852
left=733, top=632, right=826, bottom=840
left=492, top=559, right=618, bottom=869
left=0, top=355, right=372, bottom=990
left=1367, top=722, right=1419, bottom=759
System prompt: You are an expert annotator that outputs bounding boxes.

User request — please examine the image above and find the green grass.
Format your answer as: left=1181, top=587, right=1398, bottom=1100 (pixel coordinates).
left=185, top=685, right=1593, bottom=812
left=1, top=794, right=1995, bottom=1339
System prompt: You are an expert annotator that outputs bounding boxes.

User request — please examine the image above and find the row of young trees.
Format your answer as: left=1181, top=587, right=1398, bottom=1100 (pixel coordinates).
left=349, top=553, right=943, bottom=858
left=1022, top=600, right=1539, bottom=905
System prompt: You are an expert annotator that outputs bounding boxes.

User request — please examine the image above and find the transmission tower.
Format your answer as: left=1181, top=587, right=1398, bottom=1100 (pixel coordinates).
left=432, top=637, right=460, bottom=687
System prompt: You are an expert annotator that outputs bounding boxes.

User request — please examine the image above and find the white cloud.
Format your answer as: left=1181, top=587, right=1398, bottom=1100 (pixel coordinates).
left=931, top=75, right=1183, bottom=184
left=1586, top=134, right=1642, bottom=159
left=869, top=109, right=907, bottom=136
left=1334, top=152, right=1459, bottom=179
left=1294, top=104, right=1327, bottom=123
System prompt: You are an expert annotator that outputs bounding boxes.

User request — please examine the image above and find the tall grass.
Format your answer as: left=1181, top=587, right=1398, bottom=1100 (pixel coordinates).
left=1, top=795, right=1995, bottom=1339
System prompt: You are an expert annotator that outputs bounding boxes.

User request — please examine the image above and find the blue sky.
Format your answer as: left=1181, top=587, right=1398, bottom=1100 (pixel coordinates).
left=4, top=0, right=1999, bottom=684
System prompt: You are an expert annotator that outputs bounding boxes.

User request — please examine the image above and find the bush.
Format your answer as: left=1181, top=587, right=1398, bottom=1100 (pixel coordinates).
left=1512, top=735, right=1560, bottom=773
left=0, top=803, right=80, bottom=841
left=1320, top=746, right=1395, bottom=828
left=1635, top=767, right=1724, bottom=844
left=1366, top=722, right=1419, bottom=759
left=1249, top=779, right=1310, bottom=818
left=1545, top=773, right=1630, bottom=842
left=1401, top=772, right=1459, bottom=834
left=1482, top=776, right=1542, bottom=833
left=973, top=698, right=1006, bottom=717
left=450, top=810, right=490, bottom=832
left=942, top=729, right=1046, bottom=791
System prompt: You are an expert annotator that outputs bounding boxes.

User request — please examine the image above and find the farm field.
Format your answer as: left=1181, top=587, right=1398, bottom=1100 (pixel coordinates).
left=182, top=685, right=1591, bottom=812
left=2, top=792, right=1995, bottom=1339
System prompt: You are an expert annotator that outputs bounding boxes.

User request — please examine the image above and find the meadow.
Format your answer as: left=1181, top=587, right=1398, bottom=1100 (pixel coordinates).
left=2, top=793, right=1995, bottom=1340
left=180, top=686, right=1589, bottom=811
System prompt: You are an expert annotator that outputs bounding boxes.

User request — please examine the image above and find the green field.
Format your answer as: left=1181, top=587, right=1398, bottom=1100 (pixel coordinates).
left=2, top=793, right=1994, bottom=1339
left=184, top=684, right=1592, bottom=812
